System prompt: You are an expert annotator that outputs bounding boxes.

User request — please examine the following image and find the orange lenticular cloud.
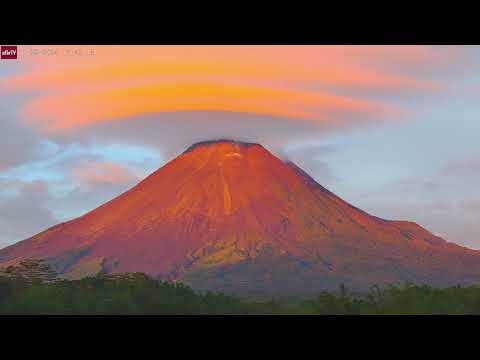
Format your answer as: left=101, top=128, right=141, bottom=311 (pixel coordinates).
left=25, top=83, right=398, bottom=132
left=3, top=59, right=439, bottom=92
left=1, top=45, right=451, bottom=133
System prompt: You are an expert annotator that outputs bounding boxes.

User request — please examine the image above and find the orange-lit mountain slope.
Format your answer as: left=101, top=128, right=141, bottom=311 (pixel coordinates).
left=1, top=140, right=480, bottom=296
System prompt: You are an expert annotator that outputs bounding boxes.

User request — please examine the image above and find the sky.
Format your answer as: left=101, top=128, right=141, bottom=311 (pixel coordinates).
left=0, top=45, right=479, bottom=249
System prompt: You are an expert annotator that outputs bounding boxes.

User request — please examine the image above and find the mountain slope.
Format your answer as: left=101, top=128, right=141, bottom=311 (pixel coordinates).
left=1, top=140, right=480, bottom=296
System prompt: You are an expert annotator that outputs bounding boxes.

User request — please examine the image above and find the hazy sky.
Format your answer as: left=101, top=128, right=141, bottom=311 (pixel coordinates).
left=0, top=45, right=479, bottom=249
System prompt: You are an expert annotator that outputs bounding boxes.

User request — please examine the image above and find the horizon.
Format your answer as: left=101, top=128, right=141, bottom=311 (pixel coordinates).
left=1, top=45, right=479, bottom=250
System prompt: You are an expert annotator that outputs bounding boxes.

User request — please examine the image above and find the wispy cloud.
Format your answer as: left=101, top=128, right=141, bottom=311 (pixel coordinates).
left=72, top=161, right=140, bottom=188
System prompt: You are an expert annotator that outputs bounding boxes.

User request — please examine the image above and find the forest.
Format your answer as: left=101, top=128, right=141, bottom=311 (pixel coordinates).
left=2, top=261, right=480, bottom=315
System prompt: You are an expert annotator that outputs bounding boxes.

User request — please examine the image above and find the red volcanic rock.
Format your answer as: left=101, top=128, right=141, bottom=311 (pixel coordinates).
left=1, top=139, right=480, bottom=296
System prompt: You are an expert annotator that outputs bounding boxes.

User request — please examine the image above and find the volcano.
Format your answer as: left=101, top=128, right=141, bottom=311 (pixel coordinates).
left=1, top=140, right=480, bottom=296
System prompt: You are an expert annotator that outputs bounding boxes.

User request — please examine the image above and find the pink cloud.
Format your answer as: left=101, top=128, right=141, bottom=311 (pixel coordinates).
left=72, top=161, right=139, bottom=188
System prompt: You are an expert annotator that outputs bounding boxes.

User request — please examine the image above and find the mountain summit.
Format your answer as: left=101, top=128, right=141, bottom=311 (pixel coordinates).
left=1, top=140, right=480, bottom=296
